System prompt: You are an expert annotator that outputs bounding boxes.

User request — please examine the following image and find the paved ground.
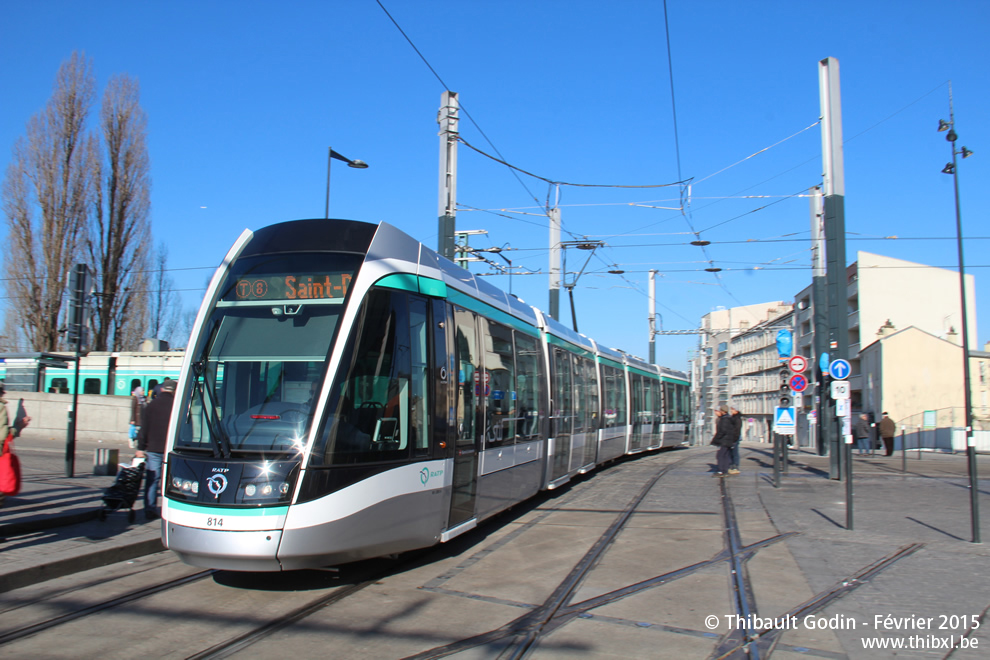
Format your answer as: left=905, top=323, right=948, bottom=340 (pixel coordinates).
left=1, top=439, right=988, bottom=658
left=0, top=435, right=163, bottom=592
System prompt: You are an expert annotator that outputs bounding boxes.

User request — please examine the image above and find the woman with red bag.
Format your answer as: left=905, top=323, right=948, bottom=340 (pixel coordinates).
left=0, top=381, right=32, bottom=507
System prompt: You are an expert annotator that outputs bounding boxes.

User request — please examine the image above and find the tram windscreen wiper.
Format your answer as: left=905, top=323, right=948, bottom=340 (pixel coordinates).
left=193, top=360, right=232, bottom=459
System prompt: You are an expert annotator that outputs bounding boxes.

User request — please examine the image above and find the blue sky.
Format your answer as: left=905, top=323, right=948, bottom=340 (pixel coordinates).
left=2, top=1, right=988, bottom=371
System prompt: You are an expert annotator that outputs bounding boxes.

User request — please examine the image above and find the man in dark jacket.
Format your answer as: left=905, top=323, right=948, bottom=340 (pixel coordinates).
left=135, top=378, right=176, bottom=519
left=853, top=413, right=871, bottom=456
left=728, top=407, right=743, bottom=474
left=711, top=405, right=735, bottom=477
left=879, top=412, right=896, bottom=456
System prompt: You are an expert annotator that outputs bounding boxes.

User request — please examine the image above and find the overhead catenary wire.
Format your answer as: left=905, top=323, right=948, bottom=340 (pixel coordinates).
left=375, top=0, right=546, bottom=214
left=455, top=136, right=691, bottom=190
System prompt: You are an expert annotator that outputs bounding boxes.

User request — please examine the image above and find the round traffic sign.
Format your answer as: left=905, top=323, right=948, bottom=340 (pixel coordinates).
left=828, top=358, right=851, bottom=380
left=789, top=374, right=808, bottom=393
left=788, top=355, right=807, bottom=373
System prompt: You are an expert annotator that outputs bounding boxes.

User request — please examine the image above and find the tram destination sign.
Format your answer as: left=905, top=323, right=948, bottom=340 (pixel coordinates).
left=227, top=272, right=353, bottom=301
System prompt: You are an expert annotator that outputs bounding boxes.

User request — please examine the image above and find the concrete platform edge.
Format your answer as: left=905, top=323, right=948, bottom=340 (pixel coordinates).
left=0, top=509, right=100, bottom=539
left=0, top=537, right=165, bottom=594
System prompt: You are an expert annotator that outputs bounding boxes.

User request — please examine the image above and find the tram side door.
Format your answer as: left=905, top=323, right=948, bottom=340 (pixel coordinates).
left=447, top=305, right=481, bottom=528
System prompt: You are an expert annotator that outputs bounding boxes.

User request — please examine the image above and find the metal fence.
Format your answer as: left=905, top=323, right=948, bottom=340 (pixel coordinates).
left=895, top=407, right=990, bottom=453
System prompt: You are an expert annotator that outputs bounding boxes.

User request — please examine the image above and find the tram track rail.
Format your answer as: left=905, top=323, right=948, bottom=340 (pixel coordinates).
left=0, top=450, right=689, bottom=659
left=712, top=471, right=928, bottom=660
left=3, top=446, right=934, bottom=659
left=186, top=575, right=381, bottom=660
left=402, top=451, right=695, bottom=660
left=712, top=477, right=761, bottom=660
left=182, top=456, right=685, bottom=660
left=406, top=450, right=928, bottom=660
left=0, top=569, right=214, bottom=646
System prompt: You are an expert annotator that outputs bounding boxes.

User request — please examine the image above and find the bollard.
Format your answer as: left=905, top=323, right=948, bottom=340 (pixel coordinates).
left=900, top=427, right=906, bottom=473
left=94, top=448, right=119, bottom=476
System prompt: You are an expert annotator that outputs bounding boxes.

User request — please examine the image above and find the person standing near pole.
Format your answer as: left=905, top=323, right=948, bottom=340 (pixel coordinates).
left=135, top=379, right=176, bottom=520
left=728, top=406, right=743, bottom=475
left=879, top=412, right=896, bottom=457
left=853, top=413, right=871, bottom=456
left=711, top=405, right=734, bottom=477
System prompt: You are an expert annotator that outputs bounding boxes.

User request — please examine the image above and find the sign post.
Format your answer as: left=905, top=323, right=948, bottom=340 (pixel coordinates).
left=66, top=264, right=93, bottom=478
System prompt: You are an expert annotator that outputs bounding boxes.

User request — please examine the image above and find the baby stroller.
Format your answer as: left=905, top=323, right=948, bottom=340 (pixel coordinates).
left=99, top=461, right=146, bottom=523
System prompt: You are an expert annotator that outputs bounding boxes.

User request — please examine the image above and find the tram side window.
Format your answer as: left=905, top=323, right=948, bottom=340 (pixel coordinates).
left=314, top=289, right=425, bottom=465
left=630, top=374, right=643, bottom=430
left=514, top=332, right=543, bottom=441
left=83, top=378, right=102, bottom=395
left=584, top=356, right=599, bottom=431
left=50, top=377, right=69, bottom=394
left=571, top=353, right=585, bottom=434
left=451, top=307, right=480, bottom=446
left=483, top=319, right=515, bottom=449
left=653, top=380, right=664, bottom=425
left=674, top=383, right=689, bottom=423
left=642, top=376, right=655, bottom=425
left=552, top=347, right=573, bottom=437
left=409, top=299, right=429, bottom=454
left=665, top=382, right=682, bottom=423
left=602, top=365, right=627, bottom=428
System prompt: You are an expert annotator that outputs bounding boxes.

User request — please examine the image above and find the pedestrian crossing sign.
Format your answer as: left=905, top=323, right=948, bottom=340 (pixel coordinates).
left=774, top=406, right=796, bottom=435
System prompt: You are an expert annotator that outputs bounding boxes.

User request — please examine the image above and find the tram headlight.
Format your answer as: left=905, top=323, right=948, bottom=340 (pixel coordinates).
left=169, top=477, right=199, bottom=496
left=241, top=481, right=290, bottom=500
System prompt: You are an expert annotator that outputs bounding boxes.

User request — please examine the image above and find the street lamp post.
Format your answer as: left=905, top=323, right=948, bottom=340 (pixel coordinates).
left=938, top=83, right=980, bottom=544
left=325, top=147, right=369, bottom=219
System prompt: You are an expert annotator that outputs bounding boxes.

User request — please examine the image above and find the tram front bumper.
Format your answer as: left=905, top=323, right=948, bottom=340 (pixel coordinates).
left=166, top=522, right=284, bottom=572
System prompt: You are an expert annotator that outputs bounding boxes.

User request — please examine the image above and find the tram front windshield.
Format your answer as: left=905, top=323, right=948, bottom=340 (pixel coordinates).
left=175, top=252, right=361, bottom=456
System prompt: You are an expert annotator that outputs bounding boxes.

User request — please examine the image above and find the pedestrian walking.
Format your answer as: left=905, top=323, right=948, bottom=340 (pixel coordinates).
left=728, top=406, right=743, bottom=474
left=129, top=386, right=146, bottom=449
left=135, top=378, right=176, bottom=520
left=879, top=412, right=896, bottom=457
left=711, top=405, right=735, bottom=477
left=0, top=382, right=31, bottom=508
left=151, top=377, right=172, bottom=400
left=853, top=413, right=871, bottom=456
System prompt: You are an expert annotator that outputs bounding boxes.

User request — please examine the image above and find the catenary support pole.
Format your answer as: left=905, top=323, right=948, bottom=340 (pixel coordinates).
left=819, top=57, right=849, bottom=481
left=437, top=91, right=459, bottom=260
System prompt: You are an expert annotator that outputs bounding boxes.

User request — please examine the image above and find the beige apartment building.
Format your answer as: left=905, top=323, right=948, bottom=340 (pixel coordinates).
left=693, top=302, right=793, bottom=444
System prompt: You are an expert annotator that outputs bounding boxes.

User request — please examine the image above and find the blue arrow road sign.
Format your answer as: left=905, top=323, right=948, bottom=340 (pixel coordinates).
left=829, top=358, right=851, bottom=380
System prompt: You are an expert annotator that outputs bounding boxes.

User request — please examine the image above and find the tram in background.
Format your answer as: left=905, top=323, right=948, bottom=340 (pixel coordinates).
left=161, top=219, right=690, bottom=572
left=0, top=351, right=184, bottom=396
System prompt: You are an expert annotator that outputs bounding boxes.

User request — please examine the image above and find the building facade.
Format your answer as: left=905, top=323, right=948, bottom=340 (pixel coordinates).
left=693, top=302, right=792, bottom=444
left=694, top=251, right=982, bottom=448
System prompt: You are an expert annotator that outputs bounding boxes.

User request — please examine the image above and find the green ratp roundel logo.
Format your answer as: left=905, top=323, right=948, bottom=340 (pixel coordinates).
left=420, top=467, right=444, bottom=486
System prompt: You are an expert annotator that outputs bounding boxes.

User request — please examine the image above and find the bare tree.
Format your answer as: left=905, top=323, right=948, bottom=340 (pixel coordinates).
left=146, top=241, right=180, bottom=344
left=2, top=52, right=96, bottom=351
left=89, top=73, right=151, bottom=351
left=177, top=306, right=199, bottom=349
